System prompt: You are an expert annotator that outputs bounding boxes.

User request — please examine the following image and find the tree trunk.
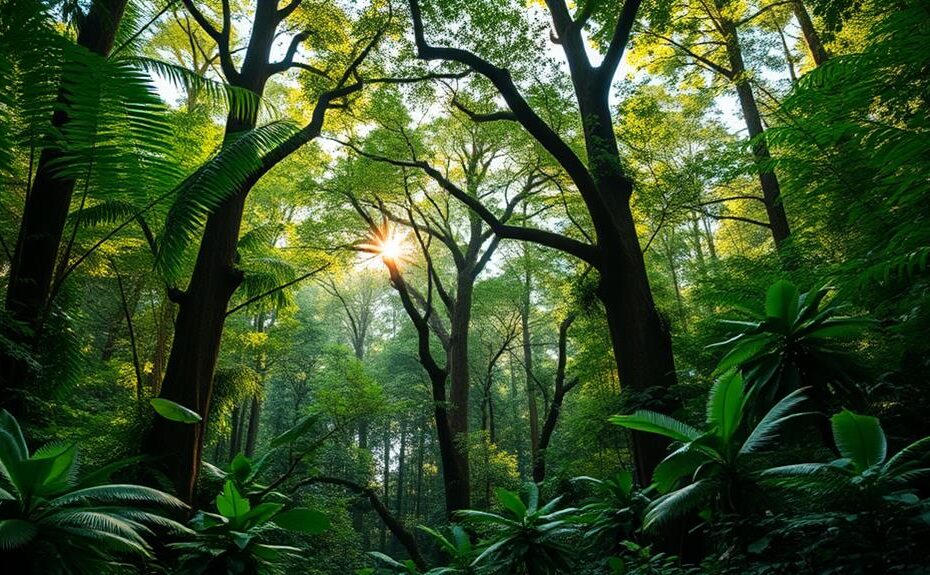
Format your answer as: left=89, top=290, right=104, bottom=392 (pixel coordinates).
left=415, top=423, right=424, bottom=518
left=229, top=406, right=242, bottom=460
left=776, top=22, right=798, bottom=83
left=446, top=276, right=473, bottom=492
left=521, top=257, right=540, bottom=470
left=146, top=297, right=174, bottom=396
left=702, top=215, right=718, bottom=261
left=146, top=2, right=281, bottom=502
left=663, top=232, right=687, bottom=327
left=385, top=263, right=470, bottom=515
left=244, top=395, right=261, bottom=457
left=722, top=18, right=791, bottom=248
left=689, top=212, right=707, bottom=273
left=380, top=424, right=390, bottom=552
left=0, top=0, right=129, bottom=414
left=533, top=387, right=569, bottom=483
left=396, top=419, right=406, bottom=517
left=577, top=89, right=680, bottom=486
left=509, top=360, right=527, bottom=479
left=793, top=1, right=830, bottom=66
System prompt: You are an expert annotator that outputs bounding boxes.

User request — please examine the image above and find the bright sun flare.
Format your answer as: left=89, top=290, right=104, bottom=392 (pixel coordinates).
left=378, top=234, right=405, bottom=261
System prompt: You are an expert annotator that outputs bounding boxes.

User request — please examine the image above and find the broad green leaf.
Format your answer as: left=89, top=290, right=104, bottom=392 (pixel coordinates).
left=765, top=280, right=800, bottom=324
left=0, top=519, right=37, bottom=550
left=653, top=447, right=710, bottom=493
left=229, top=453, right=252, bottom=482
left=713, top=334, right=772, bottom=375
left=216, top=480, right=250, bottom=518
left=831, top=410, right=887, bottom=472
left=241, top=502, right=284, bottom=528
left=270, top=413, right=319, bottom=448
left=803, top=317, right=873, bottom=340
left=150, top=398, right=202, bottom=424
left=706, top=370, right=744, bottom=443
left=613, top=470, right=634, bottom=497
left=494, top=487, right=527, bottom=518
left=273, top=508, right=330, bottom=534
left=231, top=530, right=253, bottom=550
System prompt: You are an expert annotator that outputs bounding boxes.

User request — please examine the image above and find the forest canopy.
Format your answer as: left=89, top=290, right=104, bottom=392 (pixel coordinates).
left=0, top=0, right=928, bottom=573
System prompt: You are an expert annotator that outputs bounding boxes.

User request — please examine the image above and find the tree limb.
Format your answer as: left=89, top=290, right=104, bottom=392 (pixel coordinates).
left=296, top=476, right=427, bottom=571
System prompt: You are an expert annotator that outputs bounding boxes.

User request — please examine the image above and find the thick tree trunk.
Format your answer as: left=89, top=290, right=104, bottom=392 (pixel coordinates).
left=793, top=1, right=830, bottom=66
left=0, top=0, right=129, bottom=413
left=148, top=184, right=249, bottom=501
left=722, top=18, right=791, bottom=248
left=446, top=276, right=473, bottom=488
left=146, top=2, right=282, bottom=502
left=576, top=89, right=680, bottom=486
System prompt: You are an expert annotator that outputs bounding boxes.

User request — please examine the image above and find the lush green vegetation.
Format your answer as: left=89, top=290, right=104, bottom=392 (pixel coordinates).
left=1, top=0, right=928, bottom=573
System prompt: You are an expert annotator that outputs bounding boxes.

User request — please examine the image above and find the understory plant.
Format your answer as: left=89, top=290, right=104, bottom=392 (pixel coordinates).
left=0, top=410, right=189, bottom=573
left=611, top=372, right=810, bottom=530
left=710, top=280, right=871, bottom=408
left=572, top=471, right=649, bottom=553
left=458, top=483, right=578, bottom=575
left=168, top=478, right=329, bottom=574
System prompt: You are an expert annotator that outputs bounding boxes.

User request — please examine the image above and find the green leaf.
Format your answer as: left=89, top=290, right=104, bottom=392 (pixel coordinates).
left=831, top=410, right=887, bottom=472
left=643, top=479, right=716, bottom=532
left=610, top=411, right=700, bottom=443
left=229, top=453, right=252, bottom=482
left=0, top=519, right=36, bottom=550
left=230, top=530, right=254, bottom=550
left=0, top=410, right=28, bottom=462
left=273, top=508, right=330, bottom=534
left=803, top=317, right=873, bottom=340
left=740, top=389, right=809, bottom=455
left=607, top=556, right=626, bottom=574
left=706, top=370, right=744, bottom=443
left=713, top=334, right=771, bottom=375
left=765, top=280, right=800, bottom=324
left=240, top=502, right=284, bottom=528
left=150, top=398, right=202, bottom=424
left=216, top=480, right=251, bottom=519
left=494, top=487, right=527, bottom=518
left=270, top=413, right=319, bottom=448
left=653, top=447, right=710, bottom=493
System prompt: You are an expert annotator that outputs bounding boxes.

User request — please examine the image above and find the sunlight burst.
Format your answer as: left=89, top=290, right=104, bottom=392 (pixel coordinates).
left=357, top=226, right=410, bottom=268
left=378, top=233, right=405, bottom=262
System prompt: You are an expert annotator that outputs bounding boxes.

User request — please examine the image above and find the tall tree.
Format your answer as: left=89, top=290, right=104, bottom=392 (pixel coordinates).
left=793, top=1, right=830, bottom=65
left=1, top=0, right=129, bottom=412
left=343, top=120, right=545, bottom=512
left=148, top=0, right=382, bottom=502
left=398, top=0, right=680, bottom=484
left=638, top=0, right=793, bottom=248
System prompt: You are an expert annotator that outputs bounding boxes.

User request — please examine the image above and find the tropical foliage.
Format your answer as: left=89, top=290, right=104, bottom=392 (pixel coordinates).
left=1, top=0, right=929, bottom=573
